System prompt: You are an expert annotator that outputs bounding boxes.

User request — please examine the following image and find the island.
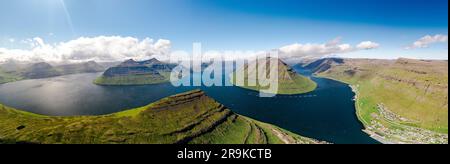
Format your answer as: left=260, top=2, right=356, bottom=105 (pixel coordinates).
left=231, top=57, right=317, bottom=95
left=94, top=58, right=176, bottom=86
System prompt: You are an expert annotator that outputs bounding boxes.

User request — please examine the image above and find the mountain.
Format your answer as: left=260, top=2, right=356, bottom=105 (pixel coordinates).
left=232, top=57, right=317, bottom=95
left=304, top=58, right=344, bottom=73
left=0, top=68, right=23, bottom=84
left=309, top=58, right=448, bottom=144
left=94, top=59, right=169, bottom=85
left=20, top=62, right=61, bottom=79
left=0, top=90, right=323, bottom=144
left=138, top=58, right=163, bottom=66
left=56, top=61, right=105, bottom=75
left=0, top=61, right=107, bottom=83
left=0, top=61, right=25, bottom=83
left=139, top=58, right=177, bottom=73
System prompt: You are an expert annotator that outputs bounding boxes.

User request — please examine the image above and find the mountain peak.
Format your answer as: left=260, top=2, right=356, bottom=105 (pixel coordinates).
left=138, top=58, right=162, bottom=65
left=149, top=89, right=208, bottom=111
left=118, top=59, right=140, bottom=67
left=22, top=62, right=60, bottom=79
left=233, top=57, right=317, bottom=94
left=305, top=58, right=344, bottom=73
left=28, top=62, right=53, bottom=70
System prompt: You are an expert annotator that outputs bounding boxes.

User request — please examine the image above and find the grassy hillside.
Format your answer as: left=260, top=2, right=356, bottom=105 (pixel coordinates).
left=232, top=58, right=317, bottom=95
left=94, top=73, right=169, bottom=86
left=0, top=90, right=321, bottom=144
left=0, top=61, right=105, bottom=84
left=0, top=68, right=23, bottom=84
left=312, top=58, right=448, bottom=144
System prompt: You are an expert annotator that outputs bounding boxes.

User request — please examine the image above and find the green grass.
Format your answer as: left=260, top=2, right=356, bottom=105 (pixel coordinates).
left=230, top=58, right=317, bottom=95
left=94, top=74, right=169, bottom=86
left=315, top=59, right=448, bottom=143
left=0, top=69, right=23, bottom=84
left=94, top=71, right=172, bottom=86
left=189, top=115, right=321, bottom=144
left=230, top=69, right=317, bottom=95
left=232, top=73, right=317, bottom=95
left=0, top=90, right=320, bottom=144
left=318, top=63, right=448, bottom=133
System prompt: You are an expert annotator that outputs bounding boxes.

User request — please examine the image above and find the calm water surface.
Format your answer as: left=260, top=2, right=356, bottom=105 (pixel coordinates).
left=0, top=69, right=379, bottom=144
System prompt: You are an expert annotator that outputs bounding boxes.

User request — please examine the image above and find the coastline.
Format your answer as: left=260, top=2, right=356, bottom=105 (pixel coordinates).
left=314, top=75, right=391, bottom=144
left=350, top=84, right=396, bottom=144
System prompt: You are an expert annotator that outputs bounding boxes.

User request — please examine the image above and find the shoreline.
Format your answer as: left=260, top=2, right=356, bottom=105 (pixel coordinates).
left=314, top=75, right=391, bottom=144
left=315, top=75, right=449, bottom=144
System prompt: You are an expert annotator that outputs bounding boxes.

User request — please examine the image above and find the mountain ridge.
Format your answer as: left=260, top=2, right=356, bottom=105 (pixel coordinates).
left=0, top=61, right=105, bottom=82
left=94, top=58, right=173, bottom=85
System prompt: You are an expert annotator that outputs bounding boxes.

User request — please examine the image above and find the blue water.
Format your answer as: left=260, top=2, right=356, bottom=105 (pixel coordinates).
left=0, top=68, right=379, bottom=144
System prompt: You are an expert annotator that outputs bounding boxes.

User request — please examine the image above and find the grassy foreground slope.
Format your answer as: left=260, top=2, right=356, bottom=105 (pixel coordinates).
left=313, top=58, right=448, bottom=144
left=232, top=58, right=317, bottom=95
left=0, top=90, right=321, bottom=144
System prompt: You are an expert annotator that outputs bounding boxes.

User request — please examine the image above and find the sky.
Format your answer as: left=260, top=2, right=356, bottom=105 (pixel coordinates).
left=0, top=0, right=448, bottom=62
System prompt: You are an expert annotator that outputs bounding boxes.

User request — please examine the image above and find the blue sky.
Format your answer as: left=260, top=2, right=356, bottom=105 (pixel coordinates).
left=0, top=0, right=448, bottom=60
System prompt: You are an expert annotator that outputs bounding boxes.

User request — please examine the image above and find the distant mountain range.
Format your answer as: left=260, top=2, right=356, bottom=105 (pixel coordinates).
left=94, top=58, right=177, bottom=85
left=302, top=58, right=344, bottom=73
left=0, top=61, right=106, bottom=84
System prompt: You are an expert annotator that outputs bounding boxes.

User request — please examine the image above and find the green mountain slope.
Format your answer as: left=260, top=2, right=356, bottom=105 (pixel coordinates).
left=232, top=58, right=317, bottom=95
left=20, top=62, right=61, bottom=79
left=307, top=58, right=448, bottom=144
left=94, top=59, right=173, bottom=86
left=0, top=90, right=322, bottom=144
left=0, top=68, right=23, bottom=84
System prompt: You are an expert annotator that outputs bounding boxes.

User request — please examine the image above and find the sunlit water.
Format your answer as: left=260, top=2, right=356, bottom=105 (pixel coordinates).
left=0, top=68, right=379, bottom=144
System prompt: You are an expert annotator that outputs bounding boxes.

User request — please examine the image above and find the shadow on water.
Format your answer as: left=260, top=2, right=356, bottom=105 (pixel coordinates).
left=0, top=69, right=379, bottom=144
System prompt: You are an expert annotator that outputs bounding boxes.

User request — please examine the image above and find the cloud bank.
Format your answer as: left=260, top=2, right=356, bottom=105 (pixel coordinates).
left=278, top=37, right=379, bottom=59
left=357, top=41, right=380, bottom=50
left=0, top=36, right=171, bottom=63
left=1, top=36, right=380, bottom=63
left=407, top=34, right=448, bottom=49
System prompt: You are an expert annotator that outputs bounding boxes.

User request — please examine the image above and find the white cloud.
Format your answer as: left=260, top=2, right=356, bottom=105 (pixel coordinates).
left=407, top=34, right=448, bottom=49
left=357, top=41, right=380, bottom=50
left=278, top=37, right=379, bottom=59
left=0, top=36, right=171, bottom=63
